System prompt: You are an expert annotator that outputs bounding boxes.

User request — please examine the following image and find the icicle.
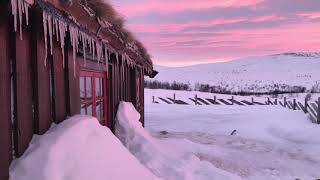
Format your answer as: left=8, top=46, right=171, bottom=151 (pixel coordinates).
left=81, top=32, right=87, bottom=67
left=43, top=11, right=48, bottom=66
left=47, top=14, right=53, bottom=55
left=52, top=17, right=55, bottom=36
left=69, top=26, right=78, bottom=77
left=58, top=20, right=67, bottom=68
left=18, top=0, right=23, bottom=40
left=11, top=0, right=17, bottom=32
left=92, top=39, right=95, bottom=60
left=108, top=49, right=111, bottom=62
left=89, top=37, right=92, bottom=55
left=24, top=2, right=29, bottom=25
left=105, top=47, right=108, bottom=67
left=10, top=0, right=31, bottom=40
left=96, top=42, right=103, bottom=66
left=55, top=18, right=59, bottom=42
left=122, top=54, right=125, bottom=82
left=75, top=29, right=79, bottom=53
left=116, top=52, right=119, bottom=63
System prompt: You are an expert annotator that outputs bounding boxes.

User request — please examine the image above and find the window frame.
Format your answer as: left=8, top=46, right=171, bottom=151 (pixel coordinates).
left=80, top=70, right=108, bottom=125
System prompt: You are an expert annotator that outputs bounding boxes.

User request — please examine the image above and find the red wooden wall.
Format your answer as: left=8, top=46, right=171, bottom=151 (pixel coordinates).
left=0, top=8, right=12, bottom=180
left=32, top=11, right=52, bottom=134
left=0, top=6, right=148, bottom=179
left=14, top=10, right=34, bottom=157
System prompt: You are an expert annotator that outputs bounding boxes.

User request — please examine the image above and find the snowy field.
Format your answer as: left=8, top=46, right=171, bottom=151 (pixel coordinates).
left=147, top=52, right=320, bottom=93
left=145, top=89, right=320, bottom=104
left=144, top=89, right=320, bottom=180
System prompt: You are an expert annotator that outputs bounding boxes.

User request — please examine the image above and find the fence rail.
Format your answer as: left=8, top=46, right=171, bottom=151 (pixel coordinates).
left=152, top=94, right=320, bottom=124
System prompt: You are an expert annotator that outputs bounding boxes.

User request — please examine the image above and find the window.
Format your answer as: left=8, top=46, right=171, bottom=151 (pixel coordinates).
left=80, top=70, right=107, bottom=125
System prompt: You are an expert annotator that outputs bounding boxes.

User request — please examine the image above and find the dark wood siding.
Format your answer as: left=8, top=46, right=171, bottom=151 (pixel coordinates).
left=14, top=17, right=34, bottom=157
left=32, top=11, right=52, bottom=134
left=67, top=50, right=80, bottom=116
left=52, top=41, right=67, bottom=123
left=0, top=8, right=12, bottom=180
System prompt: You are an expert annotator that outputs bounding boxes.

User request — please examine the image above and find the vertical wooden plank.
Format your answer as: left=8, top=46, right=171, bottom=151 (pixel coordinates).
left=317, top=97, right=320, bottom=124
left=126, top=67, right=129, bottom=101
left=304, top=98, right=308, bottom=113
left=52, top=41, right=66, bottom=123
left=14, top=15, right=34, bottom=157
left=119, top=59, right=122, bottom=101
left=117, top=59, right=120, bottom=103
left=0, top=8, right=12, bottom=180
left=109, top=64, right=114, bottom=130
left=140, top=69, right=145, bottom=126
left=67, top=50, right=80, bottom=116
left=32, top=11, right=52, bottom=134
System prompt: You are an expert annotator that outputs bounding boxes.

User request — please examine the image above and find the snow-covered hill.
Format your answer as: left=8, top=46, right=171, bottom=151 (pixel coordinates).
left=148, top=52, right=320, bottom=93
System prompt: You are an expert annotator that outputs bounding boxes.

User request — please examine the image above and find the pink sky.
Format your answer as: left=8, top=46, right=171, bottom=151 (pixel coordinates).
left=111, top=0, right=320, bottom=67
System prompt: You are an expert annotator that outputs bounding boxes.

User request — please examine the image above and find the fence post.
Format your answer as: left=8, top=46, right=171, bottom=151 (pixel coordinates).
left=284, top=97, right=287, bottom=108
left=214, top=96, right=216, bottom=104
left=231, top=96, right=234, bottom=105
left=195, top=94, right=198, bottom=105
left=267, top=98, right=270, bottom=105
left=293, top=99, right=296, bottom=110
left=251, top=97, right=254, bottom=104
left=317, top=97, right=320, bottom=124
left=173, top=93, right=176, bottom=104
left=152, top=96, right=155, bottom=104
left=304, top=98, right=308, bottom=113
left=274, top=98, right=278, bottom=105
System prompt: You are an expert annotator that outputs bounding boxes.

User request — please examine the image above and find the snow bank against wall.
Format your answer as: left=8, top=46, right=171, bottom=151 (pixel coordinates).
left=9, top=115, right=158, bottom=180
left=115, top=102, right=241, bottom=180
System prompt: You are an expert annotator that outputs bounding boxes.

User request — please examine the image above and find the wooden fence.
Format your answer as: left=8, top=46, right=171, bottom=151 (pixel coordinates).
left=152, top=94, right=320, bottom=124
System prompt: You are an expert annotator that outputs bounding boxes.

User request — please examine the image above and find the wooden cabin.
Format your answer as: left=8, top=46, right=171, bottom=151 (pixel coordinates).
left=0, top=0, right=157, bottom=179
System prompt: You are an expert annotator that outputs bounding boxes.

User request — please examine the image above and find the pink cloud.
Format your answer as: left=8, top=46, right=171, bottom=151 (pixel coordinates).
left=112, top=0, right=320, bottom=66
left=114, top=0, right=265, bottom=16
left=298, top=12, right=320, bottom=19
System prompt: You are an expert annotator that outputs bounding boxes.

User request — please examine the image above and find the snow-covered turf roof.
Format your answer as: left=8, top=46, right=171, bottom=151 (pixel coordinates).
left=10, top=0, right=154, bottom=74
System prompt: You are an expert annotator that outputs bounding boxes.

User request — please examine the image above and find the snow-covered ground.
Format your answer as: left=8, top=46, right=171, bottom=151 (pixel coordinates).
left=9, top=92, right=320, bottom=180
left=144, top=89, right=320, bottom=180
left=9, top=115, right=158, bottom=180
left=147, top=52, right=320, bottom=93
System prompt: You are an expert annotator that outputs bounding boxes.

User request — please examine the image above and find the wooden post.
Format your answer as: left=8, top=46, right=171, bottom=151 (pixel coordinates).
left=293, top=99, right=296, bottom=110
left=152, top=96, right=155, bottom=104
left=317, top=97, right=320, bottom=124
left=173, top=93, right=176, bottom=104
left=195, top=94, right=198, bottom=105
left=214, top=96, right=216, bottom=104
left=251, top=97, right=254, bottom=104
left=274, top=99, right=278, bottom=105
left=267, top=98, right=270, bottom=105
left=284, top=97, right=287, bottom=108
left=231, top=96, right=234, bottom=105
left=304, top=98, right=308, bottom=113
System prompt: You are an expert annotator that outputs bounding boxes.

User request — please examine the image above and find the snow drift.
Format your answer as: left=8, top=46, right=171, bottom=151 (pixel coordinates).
left=9, top=115, right=158, bottom=180
left=115, top=101, right=241, bottom=180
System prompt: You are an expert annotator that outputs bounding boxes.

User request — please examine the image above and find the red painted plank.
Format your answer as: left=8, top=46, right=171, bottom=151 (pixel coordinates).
left=67, top=50, right=80, bottom=116
left=14, top=18, right=34, bottom=157
left=52, top=41, right=66, bottom=123
left=32, top=12, right=52, bottom=134
left=0, top=9, right=12, bottom=180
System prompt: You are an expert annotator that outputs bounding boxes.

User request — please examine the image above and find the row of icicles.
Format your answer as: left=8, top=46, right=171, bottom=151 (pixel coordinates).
left=10, top=0, right=153, bottom=77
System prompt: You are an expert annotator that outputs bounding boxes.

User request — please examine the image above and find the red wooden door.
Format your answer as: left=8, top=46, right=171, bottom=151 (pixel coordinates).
left=80, top=70, right=108, bottom=126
